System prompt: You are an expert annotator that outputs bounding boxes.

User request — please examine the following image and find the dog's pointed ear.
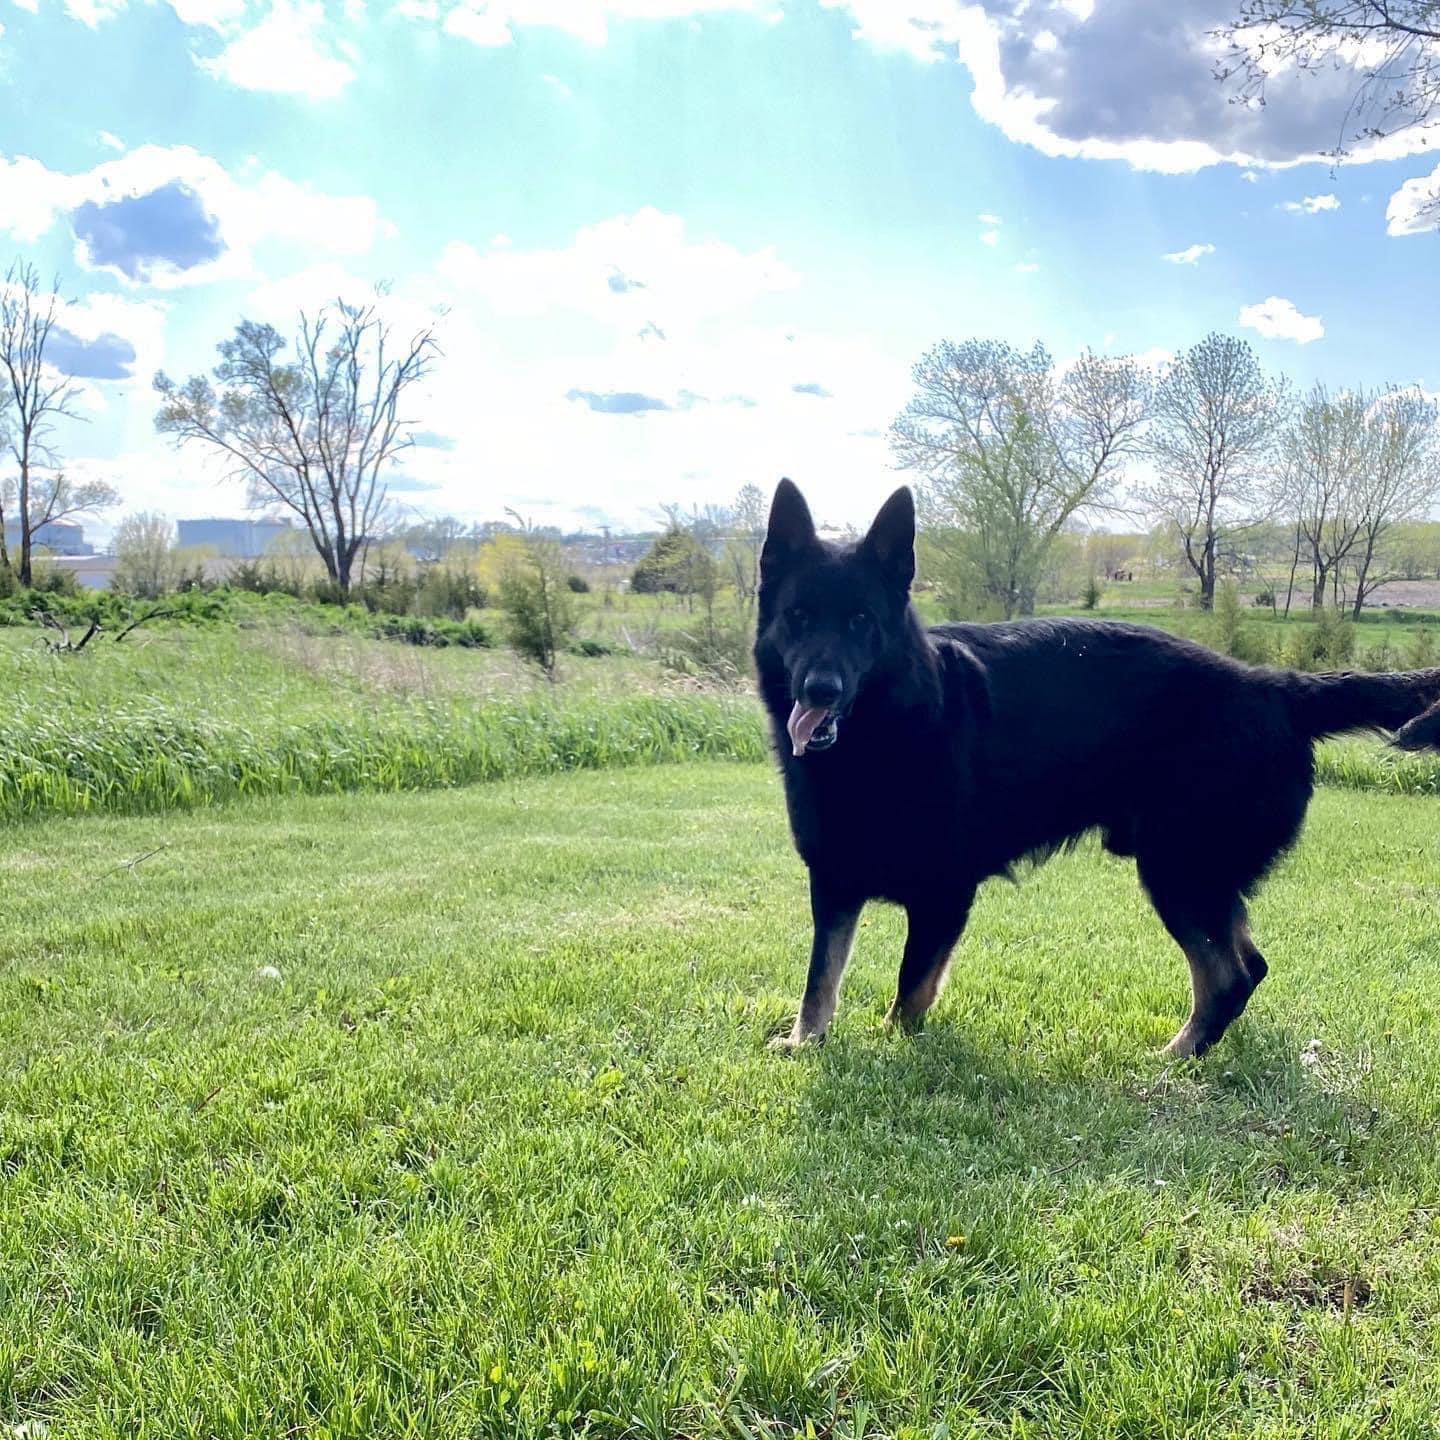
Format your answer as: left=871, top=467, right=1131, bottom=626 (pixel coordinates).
left=761, top=478, right=818, bottom=580
left=861, top=486, right=915, bottom=591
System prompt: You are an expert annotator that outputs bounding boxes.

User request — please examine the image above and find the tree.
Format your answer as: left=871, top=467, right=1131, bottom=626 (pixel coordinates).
left=1219, top=3, right=1440, bottom=217
left=725, top=482, right=767, bottom=609
left=1, top=260, right=89, bottom=585
left=111, top=512, right=181, bottom=599
left=1348, top=389, right=1440, bottom=614
left=891, top=339, right=1148, bottom=618
left=153, top=299, right=439, bottom=599
left=1142, top=334, right=1286, bottom=610
left=630, top=526, right=717, bottom=598
left=496, top=510, right=577, bottom=678
left=1280, top=385, right=1371, bottom=611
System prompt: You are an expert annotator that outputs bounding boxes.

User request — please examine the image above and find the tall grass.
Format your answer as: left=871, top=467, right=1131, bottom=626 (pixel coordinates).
left=6, top=607, right=1440, bottom=824
left=0, top=691, right=766, bottom=821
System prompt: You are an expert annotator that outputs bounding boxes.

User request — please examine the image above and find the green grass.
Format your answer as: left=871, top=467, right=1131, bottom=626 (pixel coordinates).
left=0, top=624, right=762, bottom=821
left=4, top=765, right=1440, bottom=1437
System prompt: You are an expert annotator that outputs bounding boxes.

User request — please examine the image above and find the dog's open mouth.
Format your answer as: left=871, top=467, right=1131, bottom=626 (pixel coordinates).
left=788, top=702, right=840, bottom=756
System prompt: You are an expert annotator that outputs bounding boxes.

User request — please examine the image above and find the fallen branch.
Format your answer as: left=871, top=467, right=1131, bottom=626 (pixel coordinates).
left=99, top=844, right=169, bottom=879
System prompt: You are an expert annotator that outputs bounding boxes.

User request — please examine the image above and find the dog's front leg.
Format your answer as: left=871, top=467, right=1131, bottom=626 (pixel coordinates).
left=885, top=890, right=975, bottom=1033
left=771, top=874, right=863, bottom=1051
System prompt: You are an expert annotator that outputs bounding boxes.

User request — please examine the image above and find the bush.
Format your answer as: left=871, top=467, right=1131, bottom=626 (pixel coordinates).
left=1408, top=627, right=1436, bottom=670
left=630, top=529, right=715, bottom=596
left=659, top=611, right=752, bottom=687
left=1253, top=587, right=1275, bottom=609
left=1211, top=580, right=1269, bottom=664
left=566, top=574, right=590, bottom=594
left=414, top=566, right=489, bottom=620
left=1282, top=608, right=1356, bottom=671
left=498, top=535, right=578, bottom=677
left=1081, top=574, right=1104, bottom=611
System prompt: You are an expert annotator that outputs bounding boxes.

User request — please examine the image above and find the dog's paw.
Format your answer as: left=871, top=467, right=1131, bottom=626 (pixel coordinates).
left=883, top=1003, right=924, bottom=1035
left=768, top=1028, right=821, bottom=1054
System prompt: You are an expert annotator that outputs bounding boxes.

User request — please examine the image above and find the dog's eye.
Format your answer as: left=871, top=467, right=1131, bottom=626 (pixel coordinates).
left=849, top=611, right=869, bottom=630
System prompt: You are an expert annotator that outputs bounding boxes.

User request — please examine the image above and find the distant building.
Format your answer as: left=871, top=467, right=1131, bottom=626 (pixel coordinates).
left=175, top=517, right=295, bottom=557
left=3, top=519, right=94, bottom=556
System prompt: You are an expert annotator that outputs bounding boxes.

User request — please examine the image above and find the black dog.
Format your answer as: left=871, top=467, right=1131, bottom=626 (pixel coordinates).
left=754, top=478, right=1440, bottom=1058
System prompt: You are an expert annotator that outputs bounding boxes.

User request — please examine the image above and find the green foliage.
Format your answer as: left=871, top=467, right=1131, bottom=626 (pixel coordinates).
left=412, top=565, right=489, bottom=620
left=1080, top=573, right=1104, bottom=610
left=0, top=621, right=762, bottom=822
left=498, top=534, right=579, bottom=677
left=1210, top=580, right=1270, bottom=664
left=1281, top=608, right=1357, bottom=671
left=1407, top=626, right=1437, bottom=670
left=566, top=573, right=590, bottom=594
left=630, top=527, right=715, bottom=595
left=658, top=607, right=753, bottom=686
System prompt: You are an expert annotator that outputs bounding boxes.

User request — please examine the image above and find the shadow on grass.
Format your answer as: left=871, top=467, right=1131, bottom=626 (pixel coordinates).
left=781, top=1009, right=1406, bottom=1207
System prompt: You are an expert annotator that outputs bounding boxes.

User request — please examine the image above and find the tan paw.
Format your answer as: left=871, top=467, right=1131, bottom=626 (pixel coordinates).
left=768, top=1027, right=821, bottom=1054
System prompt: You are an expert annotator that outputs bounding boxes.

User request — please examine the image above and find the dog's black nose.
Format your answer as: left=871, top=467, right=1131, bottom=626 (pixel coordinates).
left=802, top=671, right=843, bottom=708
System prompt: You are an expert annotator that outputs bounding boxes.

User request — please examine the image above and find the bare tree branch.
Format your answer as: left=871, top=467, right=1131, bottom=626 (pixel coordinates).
left=1, top=261, right=90, bottom=584
left=153, top=297, right=440, bottom=598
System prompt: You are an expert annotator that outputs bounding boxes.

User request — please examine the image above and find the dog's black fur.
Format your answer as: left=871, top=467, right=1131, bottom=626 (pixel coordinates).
left=755, top=478, right=1440, bottom=1057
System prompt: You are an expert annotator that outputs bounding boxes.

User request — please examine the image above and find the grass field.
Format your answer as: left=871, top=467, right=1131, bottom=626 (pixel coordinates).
left=4, top=764, right=1440, bottom=1438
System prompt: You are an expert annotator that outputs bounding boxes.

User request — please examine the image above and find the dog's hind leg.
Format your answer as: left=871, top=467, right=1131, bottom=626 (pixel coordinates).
left=1141, top=875, right=1260, bottom=1060
left=771, top=875, right=864, bottom=1050
left=885, top=890, right=976, bottom=1033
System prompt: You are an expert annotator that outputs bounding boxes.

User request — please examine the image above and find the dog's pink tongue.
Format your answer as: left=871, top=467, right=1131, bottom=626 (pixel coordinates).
left=787, top=702, right=829, bottom=757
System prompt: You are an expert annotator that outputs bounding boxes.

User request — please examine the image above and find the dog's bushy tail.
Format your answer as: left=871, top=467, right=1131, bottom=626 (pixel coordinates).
left=1287, top=669, right=1440, bottom=750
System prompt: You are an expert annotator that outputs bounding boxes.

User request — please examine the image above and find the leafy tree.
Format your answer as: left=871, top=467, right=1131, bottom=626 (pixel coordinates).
left=1142, top=334, right=1286, bottom=610
left=496, top=511, right=577, bottom=678
left=891, top=339, right=1148, bottom=617
left=630, top=526, right=716, bottom=597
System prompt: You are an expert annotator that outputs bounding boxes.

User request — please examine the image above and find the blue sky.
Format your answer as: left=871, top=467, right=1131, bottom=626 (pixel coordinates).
left=2, top=0, right=1438, bottom=535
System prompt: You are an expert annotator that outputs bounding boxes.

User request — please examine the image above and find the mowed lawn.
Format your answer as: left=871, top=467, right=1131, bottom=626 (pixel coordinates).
left=3, top=765, right=1440, bottom=1439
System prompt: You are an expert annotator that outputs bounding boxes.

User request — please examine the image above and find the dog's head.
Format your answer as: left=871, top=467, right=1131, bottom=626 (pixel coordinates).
left=754, top=478, right=916, bottom=757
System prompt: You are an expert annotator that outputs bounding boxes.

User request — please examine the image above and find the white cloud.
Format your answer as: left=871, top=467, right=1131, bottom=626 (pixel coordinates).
left=1387, top=161, right=1440, bottom=236
left=62, top=0, right=128, bottom=25
left=1238, top=295, right=1324, bottom=345
left=542, top=72, right=574, bottom=99
left=0, top=144, right=385, bottom=287
left=97, top=130, right=126, bottom=151
left=1282, top=193, right=1340, bottom=214
left=200, top=0, right=356, bottom=99
left=1163, top=242, right=1215, bottom=264
left=1014, top=261, right=1039, bottom=274
left=979, top=229, right=1000, bottom=247
left=232, top=215, right=907, bottom=530
left=60, top=290, right=170, bottom=390
left=439, top=0, right=773, bottom=48
left=1241, top=169, right=1259, bottom=183
left=166, top=0, right=247, bottom=25
left=977, top=211, right=1001, bottom=225
left=436, top=207, right=798, bottom=329
left=822, top=0, right=1440, bottom=175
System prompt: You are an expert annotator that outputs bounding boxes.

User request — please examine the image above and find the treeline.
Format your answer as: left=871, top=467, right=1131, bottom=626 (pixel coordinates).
left=893, top=334, right=1440, bottom=620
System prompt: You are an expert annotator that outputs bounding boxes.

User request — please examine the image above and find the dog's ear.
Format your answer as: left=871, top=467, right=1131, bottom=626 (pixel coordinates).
left=761, top=478, right=818, bottom=580
left=861, top=486, right=915, bottom=592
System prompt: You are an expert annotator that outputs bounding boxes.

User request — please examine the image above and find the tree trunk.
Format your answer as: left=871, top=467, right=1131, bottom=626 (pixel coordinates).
left=1283, top=524, right=1301, bottom=618
left=1199, top=543, right=1216, bottom=611
left=18, top=448, right=32, bottom=586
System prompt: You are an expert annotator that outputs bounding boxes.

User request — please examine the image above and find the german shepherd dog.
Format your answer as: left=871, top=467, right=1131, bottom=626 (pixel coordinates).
left=754, top=479, right=1440, bottom=1059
